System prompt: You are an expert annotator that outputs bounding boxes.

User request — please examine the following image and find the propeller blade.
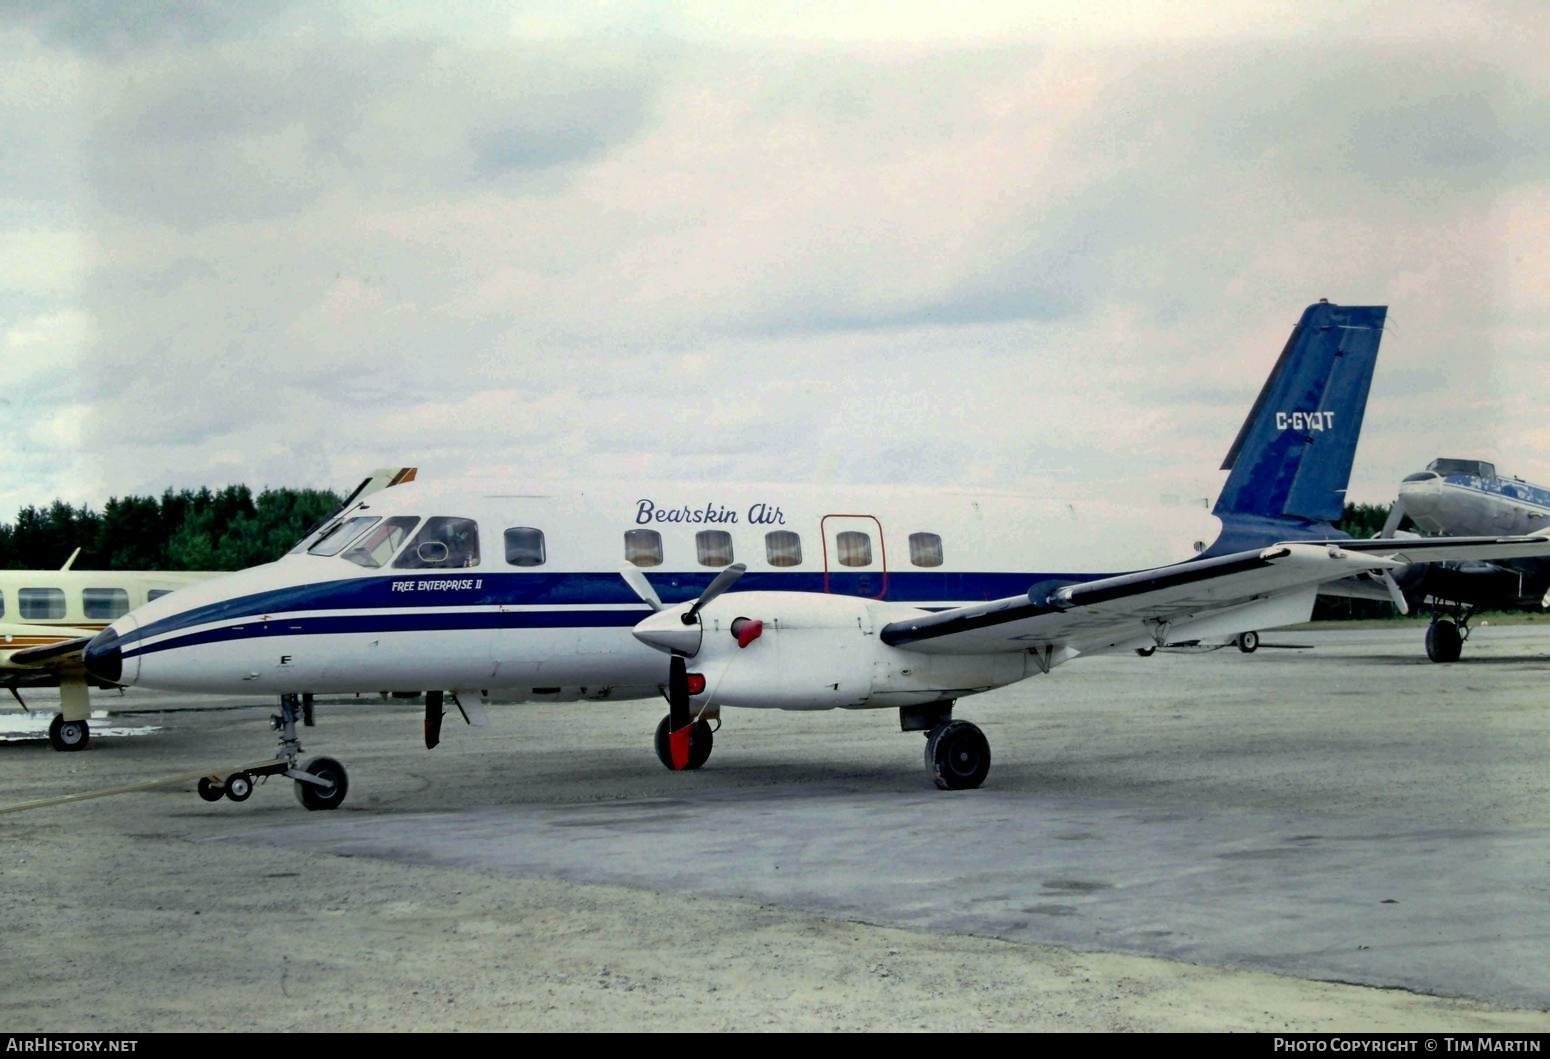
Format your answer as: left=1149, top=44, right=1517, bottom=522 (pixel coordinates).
left=1379, top=499, right=1406, bottom=539
left=667, top=654, right=692, bottom=769
left=1380, top=570, right=1410, bottom=616
left=424, top=689, right=444, bottom=749
left=620, top=566, right=663, bottom=611
left=668, top=655, right=690, bottom=730
left=683, top=563, right=747, bottom=625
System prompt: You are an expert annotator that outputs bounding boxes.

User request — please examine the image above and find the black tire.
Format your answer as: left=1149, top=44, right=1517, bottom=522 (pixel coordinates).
left=653, top=716, right=713, bottom=771
left=196, top=777, right=224, bottom=802
left=1135, top=646, right=1156, bottom=657
left=48, top=714, right=89, bottom=752
left=925, top=720, right=991, bottom=791
left=1426, top=619, right=1463, bottom=663
left=1237, top=631, right=1260, bottom=654
left=295, top=756, right=349, bottom=810
left=224, top=772, right=254, bottom=802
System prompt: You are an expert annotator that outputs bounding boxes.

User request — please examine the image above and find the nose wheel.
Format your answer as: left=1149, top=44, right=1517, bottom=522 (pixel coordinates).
left=190, top=695, right=351, bottom=810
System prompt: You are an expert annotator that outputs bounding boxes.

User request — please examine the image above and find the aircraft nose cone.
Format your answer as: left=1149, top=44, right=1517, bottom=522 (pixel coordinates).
left=83, top=627, right=123, bottom=684
left=83, top=617, right=139, bottom=682
left=632, top=609, right=702, bottom=656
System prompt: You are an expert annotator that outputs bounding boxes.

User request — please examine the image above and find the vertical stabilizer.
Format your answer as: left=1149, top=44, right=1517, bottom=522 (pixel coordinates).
left=1213, top=302, right=1386, bottom=525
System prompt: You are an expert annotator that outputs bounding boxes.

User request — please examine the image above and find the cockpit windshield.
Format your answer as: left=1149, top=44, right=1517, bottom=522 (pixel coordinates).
left=1427, top=458, right=1495, bottom=480
left=342, top=516, right=421, bottom=568
left=306, top=516, right=380, bottom=557
left=393, top=517, right=481, bottom=569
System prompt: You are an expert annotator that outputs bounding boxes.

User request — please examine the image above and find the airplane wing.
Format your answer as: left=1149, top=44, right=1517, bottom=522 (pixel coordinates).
left=879, top=536, right=1550, bottom=657
left=8, top=635, right=92, bottom=668
left=1302, top=536, right=1550, bottom=565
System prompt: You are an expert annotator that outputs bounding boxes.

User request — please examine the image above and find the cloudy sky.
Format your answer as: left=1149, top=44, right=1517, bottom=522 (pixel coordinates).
left=4, top=1, right=1548, bottom=521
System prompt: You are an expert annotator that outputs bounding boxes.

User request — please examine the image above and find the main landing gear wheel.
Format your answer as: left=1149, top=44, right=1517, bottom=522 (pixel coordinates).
left=48, top=714, right=89, bottom=752
left=925, top=720, right=991, bottom=791
left=1237, top=630, right=1260, bottom=654
left=294, top=756, right=349, bottom=811
left=197, top=777, right=224, bottom=802
left=653, top=716, right=713, bottom=771
left=1426, top=618, right=1463, bottom=663
left=224, top=772, right=254, bottom=802
left=1135, top=646, right=1156, bottom=657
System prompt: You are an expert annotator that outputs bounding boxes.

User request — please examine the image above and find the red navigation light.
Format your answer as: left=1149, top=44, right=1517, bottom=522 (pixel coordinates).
left=686, top=673, right=707, bottom=695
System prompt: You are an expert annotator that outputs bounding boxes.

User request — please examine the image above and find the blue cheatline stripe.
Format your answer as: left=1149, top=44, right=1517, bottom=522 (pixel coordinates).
left=1443, top=477, right=1550, bottom=513
left=123, top=608, right=642, bottom=660
left=119, top=569, right=1108, bottom=650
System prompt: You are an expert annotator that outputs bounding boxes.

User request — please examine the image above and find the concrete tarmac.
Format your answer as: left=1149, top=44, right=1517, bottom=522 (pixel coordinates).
left=3, top=623, right=1550, bottom=1030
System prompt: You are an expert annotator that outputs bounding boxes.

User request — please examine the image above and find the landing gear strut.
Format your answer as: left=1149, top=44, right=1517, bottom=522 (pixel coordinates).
left=48, top=714, right=89, bottom=752
left=192, top=693, right=349, bottom=810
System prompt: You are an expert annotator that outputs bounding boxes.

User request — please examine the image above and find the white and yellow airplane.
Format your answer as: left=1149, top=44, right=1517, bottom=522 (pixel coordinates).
left=77, top=303, right=1550, bottom=808
left=2, top=551, right=212, bottom=749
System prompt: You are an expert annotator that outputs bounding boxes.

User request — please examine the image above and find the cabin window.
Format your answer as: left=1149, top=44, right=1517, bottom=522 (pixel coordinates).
left=83, top=588, right=130, bottom=620
left=308, top=516, right=380, bottom=557
left=147, top=589, right=174, bottom=602
left=19, top=588, right=66, bottom=621
left=835, top=531, right=872, bottom=567
left=342, top=516, right=420, bottom=568
left=765, top=530, right=802, bottom=567
left=908, top=532, right=944, bottom=568
left=394, top=517, right=481, bottom=569
left=696, top=530, right=734, bottom=567
left=0, top=590, right=5, bottom=617
left=625, top=529, right=663, bottom=567
left=504, top=527, right=547, bottom=567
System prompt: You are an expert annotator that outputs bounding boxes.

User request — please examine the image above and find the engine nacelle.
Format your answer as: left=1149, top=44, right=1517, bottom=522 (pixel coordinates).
left=679, top=591, right=1037, bottom=711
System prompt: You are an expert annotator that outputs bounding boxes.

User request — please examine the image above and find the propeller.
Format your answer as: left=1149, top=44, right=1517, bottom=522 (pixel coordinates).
left=620, top=563, right=748, bottom=769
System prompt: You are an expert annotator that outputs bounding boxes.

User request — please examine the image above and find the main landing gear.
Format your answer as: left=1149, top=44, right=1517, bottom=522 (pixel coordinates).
left=193, top=693, right=349, bottom=810
left=902, top=701, right=989, bottom=790
left=48, top=714, right=89, bottom=752
left=1425, top=612, right=1469, bottom=663
left=653, top=715, right=714, bottom=770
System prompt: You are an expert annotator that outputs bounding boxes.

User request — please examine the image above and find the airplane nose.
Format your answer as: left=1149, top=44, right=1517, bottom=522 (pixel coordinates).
left=84, top=616, right=138, bottom=686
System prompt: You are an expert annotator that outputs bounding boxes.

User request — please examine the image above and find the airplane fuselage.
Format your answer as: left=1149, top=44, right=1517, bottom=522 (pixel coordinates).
left=89, top=479, right=1228, bottom=704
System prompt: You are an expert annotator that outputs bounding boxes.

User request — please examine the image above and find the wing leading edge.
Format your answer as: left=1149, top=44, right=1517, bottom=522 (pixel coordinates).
left=879, top=536, right=1550, bottom=656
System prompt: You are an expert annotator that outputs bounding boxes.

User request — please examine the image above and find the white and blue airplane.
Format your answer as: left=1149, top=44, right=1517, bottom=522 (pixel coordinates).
left=73, top=301, right=1550, bottom=807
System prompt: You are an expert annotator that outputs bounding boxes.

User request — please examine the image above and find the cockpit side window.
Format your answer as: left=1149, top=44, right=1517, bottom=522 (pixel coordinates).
left=307, top=516, right=380, bottom=557
left=343, top=516, right=421, bottom=568
left=394, top=517, right=481, bottom=569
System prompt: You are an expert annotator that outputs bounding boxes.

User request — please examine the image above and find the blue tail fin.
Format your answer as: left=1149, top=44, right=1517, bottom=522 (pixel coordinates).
left=1213, top=301, right=1387, bottom=525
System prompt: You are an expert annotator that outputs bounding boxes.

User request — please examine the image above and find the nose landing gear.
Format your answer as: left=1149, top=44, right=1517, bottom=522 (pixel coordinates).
left=191, top=693, right=350, bottom=810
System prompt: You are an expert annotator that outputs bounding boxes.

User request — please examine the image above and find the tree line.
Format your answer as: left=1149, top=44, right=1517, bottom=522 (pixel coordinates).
left=0, top=486, right=341, bottom=571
